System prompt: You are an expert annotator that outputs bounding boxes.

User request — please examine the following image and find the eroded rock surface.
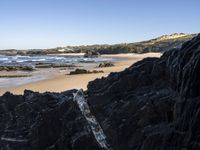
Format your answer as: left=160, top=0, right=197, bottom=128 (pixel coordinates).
left=87, top=34, right=200, bottom=150
left=0, top=90, right=102, bottom=150
left=1, top=34, right=200, bottom=150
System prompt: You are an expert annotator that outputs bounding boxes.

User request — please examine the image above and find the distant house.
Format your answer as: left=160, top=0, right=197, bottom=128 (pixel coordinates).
left=58, top=49, right=66, bottom=52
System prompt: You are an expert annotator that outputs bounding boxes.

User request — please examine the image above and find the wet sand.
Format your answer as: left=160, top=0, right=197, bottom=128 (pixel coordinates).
left=0, top=53, right=161, bottom=95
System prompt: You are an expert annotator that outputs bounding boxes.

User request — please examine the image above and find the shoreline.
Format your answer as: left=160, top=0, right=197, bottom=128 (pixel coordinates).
left=0, top=53, right=161, bottom=95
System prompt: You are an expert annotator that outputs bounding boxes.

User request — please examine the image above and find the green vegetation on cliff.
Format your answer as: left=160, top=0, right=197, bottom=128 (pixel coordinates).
left=0, top=33, right=196, bottom=55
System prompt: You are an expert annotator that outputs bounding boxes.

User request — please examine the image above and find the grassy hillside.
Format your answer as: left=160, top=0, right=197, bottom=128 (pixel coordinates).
left=0, top=33, right=196, bottom=55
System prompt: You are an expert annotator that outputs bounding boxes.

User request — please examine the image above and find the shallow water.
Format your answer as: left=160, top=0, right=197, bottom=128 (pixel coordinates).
left=0, top=54, right=114, bottom=89
left=0, top=76, right=49, bottom=88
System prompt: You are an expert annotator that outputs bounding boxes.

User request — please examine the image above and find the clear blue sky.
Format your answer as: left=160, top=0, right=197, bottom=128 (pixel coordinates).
left=0, top=0, right=199, bottom=49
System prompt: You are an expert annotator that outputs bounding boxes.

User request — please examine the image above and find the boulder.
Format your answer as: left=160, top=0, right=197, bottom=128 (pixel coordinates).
left=69, top=69, right=104, bottom=75
left=98, top=62, right=114, bottom=68
left=84, top=51, right=100, bottom=58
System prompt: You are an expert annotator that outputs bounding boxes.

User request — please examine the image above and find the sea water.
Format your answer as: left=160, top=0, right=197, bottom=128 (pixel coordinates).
left=0, top=55, right=112, bottom=66
left=0, top=55, right=113, bottom=89
left=0, top=76, right=48, bottom=88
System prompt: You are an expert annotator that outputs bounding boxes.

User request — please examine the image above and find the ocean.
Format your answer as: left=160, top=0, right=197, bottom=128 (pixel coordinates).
left=0, top=55, right=112, bottom=66
left=0, top=54, right=113, bottom=89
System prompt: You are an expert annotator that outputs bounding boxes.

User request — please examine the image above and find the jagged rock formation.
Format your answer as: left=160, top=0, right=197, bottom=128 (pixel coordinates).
left=0, top=90, right=102, bottom=150
left=0, top=34, right=200, bottom=150
left=87, top=34, right=200, bottom=150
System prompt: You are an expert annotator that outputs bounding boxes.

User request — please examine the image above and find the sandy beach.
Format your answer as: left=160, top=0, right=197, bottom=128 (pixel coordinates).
left=0, top=53, right=161, bottom=95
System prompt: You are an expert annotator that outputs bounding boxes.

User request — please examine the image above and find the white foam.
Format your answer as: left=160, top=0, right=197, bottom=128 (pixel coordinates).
left=0, top=54, right=114, bottom=66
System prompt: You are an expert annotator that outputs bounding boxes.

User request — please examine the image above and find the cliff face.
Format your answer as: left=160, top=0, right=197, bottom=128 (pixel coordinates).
left=0, top=34, right=200, bottom=150
left=87, top=34, right=200, bottom=150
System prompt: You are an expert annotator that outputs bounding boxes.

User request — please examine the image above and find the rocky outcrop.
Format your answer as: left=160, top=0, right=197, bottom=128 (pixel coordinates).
left=69, top=69, right=104, bottom=75
left=1, top=34, right=200, bottom=150
left=35, top=63, right=79, bottom=69
left=84, top=51, right=100, bottom=58
left=0, top=66, right=34, bottom=71
left=98, top=62, right=114, bottom=68
left=87, top=34, right=200, bottom=150
left=0, top=90, right=102, bottom=150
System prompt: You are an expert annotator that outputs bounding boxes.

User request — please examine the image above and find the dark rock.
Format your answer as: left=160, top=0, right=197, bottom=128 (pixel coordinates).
left=26, top=51, right=46, bottom=55
left=16, top=51, right=26, bottom=56
left=86, top=34, right=200, bottom=150
left=1, top=34, right=200, bottom=150
left=35, top=63, right=79, bottom=68
left=69, top=69, right=88, bottom=74
left=84, top=51, right=100, bottom=58
left=0, top=66, right=34, bottom=71
left=69, top=69, right=104, bottom=75
left=0, top=90, right=102, bottom=150
left=98, top=62, right=114, bottom=68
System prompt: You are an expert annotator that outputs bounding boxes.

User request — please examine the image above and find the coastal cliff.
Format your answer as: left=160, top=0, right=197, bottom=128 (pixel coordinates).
left=0, top=33, right=196, bottom=55
left=1, top=34, right=200, bottom=149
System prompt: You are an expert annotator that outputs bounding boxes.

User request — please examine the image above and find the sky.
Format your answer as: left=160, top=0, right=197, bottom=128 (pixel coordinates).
left=0, top=0, right=199, bottom=49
